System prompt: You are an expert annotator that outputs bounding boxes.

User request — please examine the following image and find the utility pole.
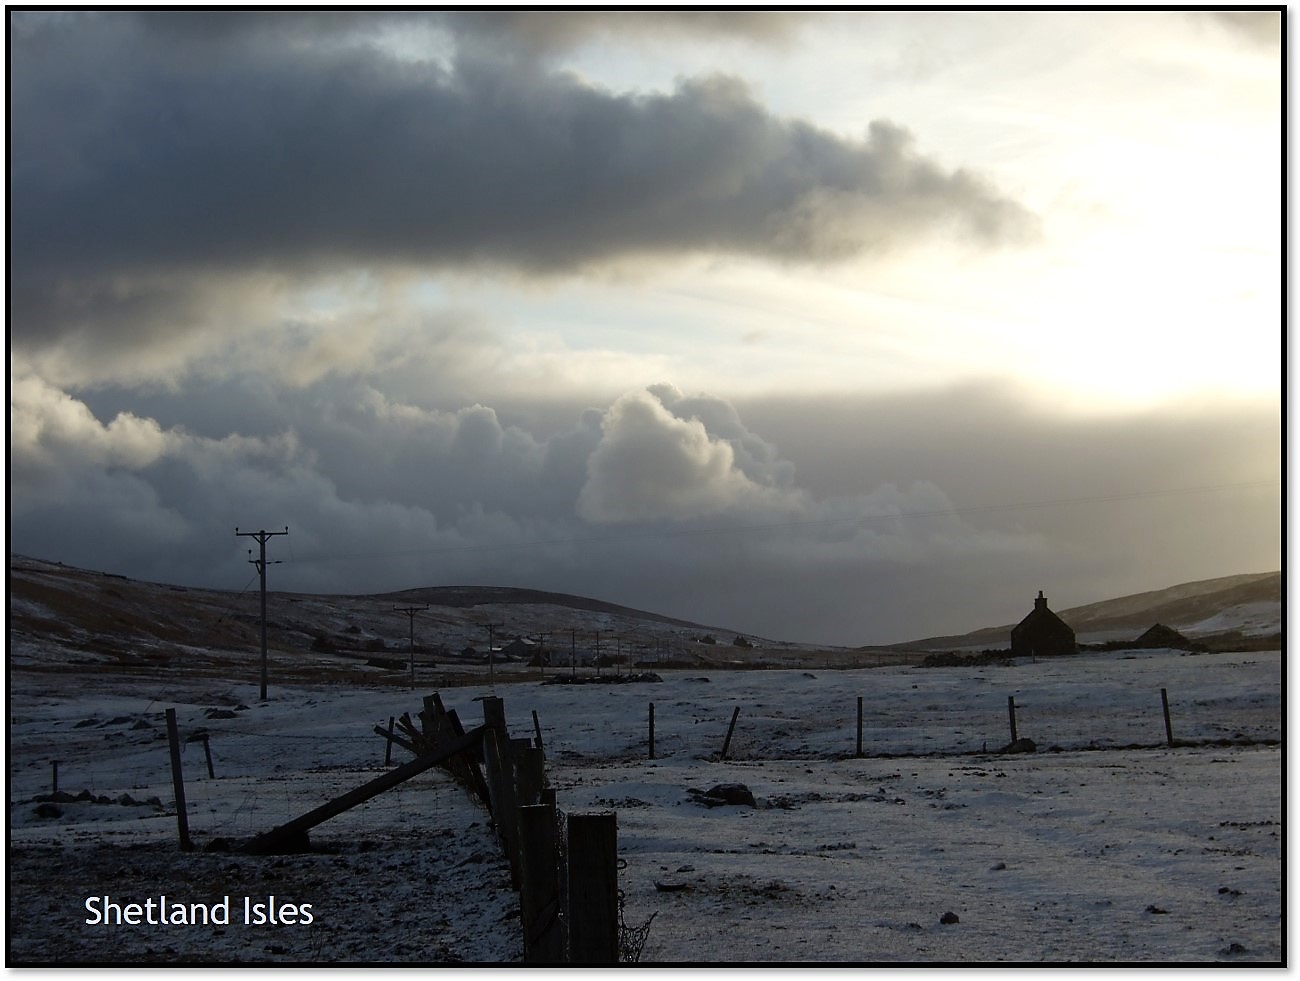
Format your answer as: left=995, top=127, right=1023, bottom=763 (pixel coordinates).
left=534, top=633, right=548, bottom=679
left=485, top=623, right=502, bottom=686
left=394, top=604, right=429, bottom=689
left=235, top=526, right=288, bottom=701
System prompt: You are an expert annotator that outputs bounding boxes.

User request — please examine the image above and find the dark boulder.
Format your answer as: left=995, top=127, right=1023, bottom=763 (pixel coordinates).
left=999, top=737, right=1037, bottom=755
left=687, top=783, right=757, bottom=808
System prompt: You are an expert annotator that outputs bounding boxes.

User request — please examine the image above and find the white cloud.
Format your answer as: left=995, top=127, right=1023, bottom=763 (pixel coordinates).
left=576, top=386, right=806, bottom=523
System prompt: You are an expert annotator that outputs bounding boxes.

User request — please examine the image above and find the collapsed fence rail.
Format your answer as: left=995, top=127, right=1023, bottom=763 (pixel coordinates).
left=241, top=724, right=487, bottom=855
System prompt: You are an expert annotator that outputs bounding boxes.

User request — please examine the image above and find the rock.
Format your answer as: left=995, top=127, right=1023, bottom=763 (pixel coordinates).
left=1222, top=942, right=1248, bottom=956
left=999, top=737, right=1037, bottom=754
left=687, top=783, right=757, bottom=808
left=1145, top=905, right=1168, bottom=915
left=35, top=791, right=78, bottom=804
left=205, top=709, right=238, bottom=719
left=940, top=911, right=960, bottom=925
left=990, top=862, right=1007, bottom=871
left=34, top=802, right=62, bottom=819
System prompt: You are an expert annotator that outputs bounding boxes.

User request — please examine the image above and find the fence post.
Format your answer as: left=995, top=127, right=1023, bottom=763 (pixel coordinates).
left=720, top=706, right=741, bottom=760
left=1007, top=695, right=1018, bottom=743
left=385, top=716, right=396, bottom=766
left=567, top=812, right=619, bottom=963
left=484, top=730, right=522, bottom=889
left=165, top=708, right=193, bottom=852
left=532, top=710, right=544, bottom=751
left=519, top=803, right=564, bottom=963
left=1161, top=688, right=1174, bottom=747
left=516, top=746, right=546, bottom=808
left=483, top=696, right=507, bottom=737
left=648, top=702, right=656, bottom=760
left=201, top=733, right=216, bottom=779
left=856, top=696, right=863, bottom=758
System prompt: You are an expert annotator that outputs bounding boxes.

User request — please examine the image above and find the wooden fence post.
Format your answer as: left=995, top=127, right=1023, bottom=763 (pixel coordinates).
left=532, top=710, right=544, bottom=751
left=165, top=708, right=193, bottom=852
left=516, top=746, right=546, bottom=808
left=519, top=803, right=564, bottom=963
left=856, top=696, right=863, bottom=758
left=1161, top=688, right=1174, bottom=747
left=648, top=702, right=655, bottom=760
left=201, top=733, right=215, bottom=779
left=484, top=730, right=522, bottom=888
left=385, top=716, right=396, bottom=766
left=567, top=812, right=619, bottom=964
left=483, top=696, right=507, bottom=737
left=720, top=706, right=740, bottom=760
left=1007, top=695, right=1018, bottom=743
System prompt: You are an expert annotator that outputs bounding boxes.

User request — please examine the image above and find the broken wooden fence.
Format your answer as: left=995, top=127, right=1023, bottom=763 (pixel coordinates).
left=241, top=691, right=622, bottom=963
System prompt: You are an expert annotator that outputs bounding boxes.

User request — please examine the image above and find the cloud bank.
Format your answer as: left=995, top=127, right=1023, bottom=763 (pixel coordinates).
left=8, top=11, right=1278, bottom=644
left=10, top=11, right=1034, bottom=370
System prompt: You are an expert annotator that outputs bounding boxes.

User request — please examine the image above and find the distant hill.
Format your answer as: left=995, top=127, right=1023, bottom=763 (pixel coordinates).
left=5, top=554, right=798, bottom=684
left=885, top=572, right=1282, bottom=652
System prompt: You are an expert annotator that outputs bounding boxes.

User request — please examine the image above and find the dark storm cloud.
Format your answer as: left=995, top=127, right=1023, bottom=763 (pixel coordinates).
left=10, top=371, right=1279, bottom=644
left=10, top=10, right=1034, bottom=352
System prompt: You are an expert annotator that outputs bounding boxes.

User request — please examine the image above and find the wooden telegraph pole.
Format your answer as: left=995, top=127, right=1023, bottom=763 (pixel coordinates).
left=235, top=526, right=288, bottom=701
left=394, top=604, right=429, bottom=689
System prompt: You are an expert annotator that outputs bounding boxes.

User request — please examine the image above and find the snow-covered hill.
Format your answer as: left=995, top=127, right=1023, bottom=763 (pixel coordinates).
left=889, top=572, right=1281, bottom=652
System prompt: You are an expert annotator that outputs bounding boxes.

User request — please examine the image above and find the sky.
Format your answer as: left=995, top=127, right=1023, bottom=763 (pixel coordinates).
left=8, top=10, right=1283, bottom=646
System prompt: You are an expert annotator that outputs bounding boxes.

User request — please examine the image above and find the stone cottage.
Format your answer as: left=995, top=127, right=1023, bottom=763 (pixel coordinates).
left=1010, top=591, right=1077, bottom=657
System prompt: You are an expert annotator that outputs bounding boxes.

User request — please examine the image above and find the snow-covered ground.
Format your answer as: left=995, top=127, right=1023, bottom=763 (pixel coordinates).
left=7, top=647, right=1282, bottom=964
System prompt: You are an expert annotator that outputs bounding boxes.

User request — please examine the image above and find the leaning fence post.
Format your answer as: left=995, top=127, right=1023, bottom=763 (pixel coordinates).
left=165, top=708, right=193, bottom=852
left=200, top=733, right=215, bottom=779
left=1161, top=688, right=1174, bottom=747
left=567, top=812, right=619, bottom=963
left=385, top=716, right=396, bottom=765
left=1008, top=695, right=1018, bottom=743
left=720, top=706, right=741, bottom=760
left=532, top=710, right=545, bottom=752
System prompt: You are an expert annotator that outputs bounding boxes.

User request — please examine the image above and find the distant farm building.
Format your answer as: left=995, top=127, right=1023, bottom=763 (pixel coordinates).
left=499, top=636, right=537, bottom=660
left=1131, top=623, right=1201, bottom=651
left=1010, top=591, right=1077, bottom=657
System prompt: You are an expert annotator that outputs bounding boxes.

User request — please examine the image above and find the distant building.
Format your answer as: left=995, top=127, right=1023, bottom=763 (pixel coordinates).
left=1010, top=591, right=1077, bottom=657
left=499, top=636, right=536, bottom=659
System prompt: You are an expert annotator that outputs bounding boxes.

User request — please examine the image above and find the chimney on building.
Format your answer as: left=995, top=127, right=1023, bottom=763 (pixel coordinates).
left=1034, top=590, right=1047, bottom=611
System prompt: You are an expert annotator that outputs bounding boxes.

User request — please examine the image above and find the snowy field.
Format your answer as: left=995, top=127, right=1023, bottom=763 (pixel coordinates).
left=7, top=647, right=1283, bottom=964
